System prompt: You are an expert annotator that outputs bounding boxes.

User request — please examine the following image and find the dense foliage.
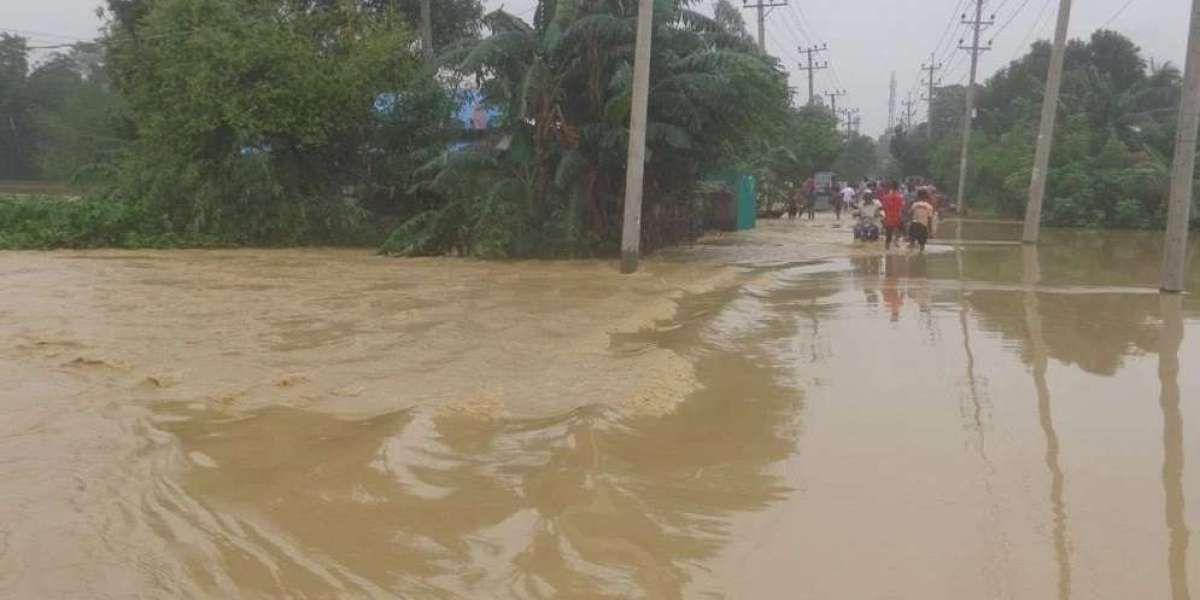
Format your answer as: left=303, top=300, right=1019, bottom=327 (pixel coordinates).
left=0, top=36, right=124, bottom=183
left=383, top=0, right=806, bottom=257
left=891, top=30, right=1198, bottom=229
left=103, top=0, right=443, bottom=244
left=2, top=0, right=856, bottom=252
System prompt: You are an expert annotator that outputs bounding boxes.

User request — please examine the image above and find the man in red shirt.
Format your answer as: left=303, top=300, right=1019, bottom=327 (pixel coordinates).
left=879, top=180, right=906, bottom=250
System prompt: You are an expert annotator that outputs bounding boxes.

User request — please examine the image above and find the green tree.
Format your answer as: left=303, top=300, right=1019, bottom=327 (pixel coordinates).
left=22, top=44, right=126, bottom=182
left=0, top=34, right=36, bottom=179
left=833, top=133, right=878, bottom=182
left=105, top=0, right=429, bottom=243
left=390, top=0, right=793, bottom=257
left=896, top=28, right=1186, bottom=228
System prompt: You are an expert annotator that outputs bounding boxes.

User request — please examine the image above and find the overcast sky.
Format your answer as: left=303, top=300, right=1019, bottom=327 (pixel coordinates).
left=2, top=0, right=1188, bottom=134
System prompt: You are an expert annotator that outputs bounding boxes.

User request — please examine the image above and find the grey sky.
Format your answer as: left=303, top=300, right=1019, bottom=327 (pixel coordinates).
left=2, top=0, right=1188, bottom=134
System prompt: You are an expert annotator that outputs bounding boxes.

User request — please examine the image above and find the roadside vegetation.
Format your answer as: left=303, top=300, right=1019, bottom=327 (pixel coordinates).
left=0, top=0, right=874, bottom=255
left=2, top=2, right=1195, bottom=254
left=889, top=30, right=1200, bottom=229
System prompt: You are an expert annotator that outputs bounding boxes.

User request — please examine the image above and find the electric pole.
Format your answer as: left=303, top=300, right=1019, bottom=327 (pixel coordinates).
left=839, top=108, right=858, bottom=136
left=620, top=0, right=654, bottom=274
left=921, top=54, right=942, bottom=137
left=825, top=89, right=846, bottom=115
left=888, top=72, right=898, bottom=131
left=743, top=0, right=788, bottom=54
left=419, top=0, right=433, bottom=62
left=1021, top=0, right=1073, bottom=245
left=1161, top=0, right=1200, bottom=292
left=799, top=44, right=829, bottom=105
left=902, top=94, right=917, bottom=131
left=955, top=0, right=993, bottom=217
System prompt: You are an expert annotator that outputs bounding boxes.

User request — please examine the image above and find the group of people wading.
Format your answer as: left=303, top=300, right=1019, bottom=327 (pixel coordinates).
left=791, top=178, right=940, bottom=252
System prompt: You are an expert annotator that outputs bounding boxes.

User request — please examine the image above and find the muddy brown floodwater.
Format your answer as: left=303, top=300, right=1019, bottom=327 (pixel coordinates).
left=1, top=217, right=1198, bottom=599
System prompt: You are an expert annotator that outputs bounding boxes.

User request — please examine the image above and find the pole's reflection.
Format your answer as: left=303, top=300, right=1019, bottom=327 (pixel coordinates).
left=1159, top=292, right=1190, bottom=600
left=956, top=246, right=989, bottom=463
left=1022, top=245, right=1071, bottom=600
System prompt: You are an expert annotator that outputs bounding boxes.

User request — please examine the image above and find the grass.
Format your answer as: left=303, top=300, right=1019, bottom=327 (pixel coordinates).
left=0, top=195, right=219, bottom=249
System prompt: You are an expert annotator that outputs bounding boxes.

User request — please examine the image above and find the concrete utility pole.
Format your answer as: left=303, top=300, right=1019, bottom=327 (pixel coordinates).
left=1021, top=0, right=1073, bottom=245
left=902, top=95, right=917, bottom=131
left=888, top=72, right=898, bottom=131
left=799, top=44, right=829, bottom=105
left=620, top=0, right=655, bottom=274
left=839, top=108, right=858, bottom=136
left=419, top=0, right=433, bottom=62
left=955, top=0, right=993, bottom=217
left=921, top=54, right=942, bottom=137
left=743, top=0, right=788, bottom=54
left=1161, top=0, right=1200, bottom=292
left=825, top=89, right=846, bottom=116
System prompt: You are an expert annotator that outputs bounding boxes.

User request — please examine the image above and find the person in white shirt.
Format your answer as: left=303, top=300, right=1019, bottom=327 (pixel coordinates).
left=908, top=188, right=936, bottom=252
left=838, top=184, right=856, bottom=221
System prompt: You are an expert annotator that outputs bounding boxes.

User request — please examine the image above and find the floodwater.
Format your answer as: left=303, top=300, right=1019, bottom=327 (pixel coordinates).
left=1, top=218, right=1198, bottom=598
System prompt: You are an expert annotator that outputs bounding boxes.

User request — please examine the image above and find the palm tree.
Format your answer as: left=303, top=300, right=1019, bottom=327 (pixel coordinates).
left=412, top=0, right=792, bottom=256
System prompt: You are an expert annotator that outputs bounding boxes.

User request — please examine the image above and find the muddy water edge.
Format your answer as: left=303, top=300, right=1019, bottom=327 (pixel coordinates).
left=1, top=218, right=1198, bottom=598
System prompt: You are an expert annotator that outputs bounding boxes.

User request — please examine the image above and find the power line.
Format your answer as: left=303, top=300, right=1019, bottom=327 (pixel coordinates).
left=797, top=43, right=828, bottom=105
left=742, top=0, right=789, bottom=54
left=955, top=0, right=995, bottom=215
left=945, top=46, right=968, bottom=78
left=791, top=4, right=817, bottom=42
left=1101, top=0, right=1138, bottom=29
left=1012, top=0, right=1055, bottom=62
left=770, top=15, right=807, bottom=58
left=991, top=0, right=1037, bottom=41
left=992, top=0, right=1017, bottom=16
left=931, top=0, right=974, bottom=66
left=790, top=4, right=843, bottom=91
left=0, top=28, right=91, bottom=42
left=780, top=4, right=813, bottom=45
left=907, top=0, right=972, bottom=121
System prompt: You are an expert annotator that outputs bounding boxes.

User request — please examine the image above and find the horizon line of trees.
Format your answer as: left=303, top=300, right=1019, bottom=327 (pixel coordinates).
left=34, top=2, right=1190, bottom=253
left=888, top=29, right=1200, bottom=231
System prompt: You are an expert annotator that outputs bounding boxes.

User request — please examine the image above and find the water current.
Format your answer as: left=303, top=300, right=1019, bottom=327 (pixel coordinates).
left=1, top=218, right=1197, bottom=598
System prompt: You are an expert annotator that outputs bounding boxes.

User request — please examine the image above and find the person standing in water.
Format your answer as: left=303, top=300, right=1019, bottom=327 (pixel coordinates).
left=802, top=177, right=817, bottom=220
left=879, top=180, right=906, bottom=250
left=838, top=182, right=856, bottom=221
left=908, top=189, right=936, bottom=252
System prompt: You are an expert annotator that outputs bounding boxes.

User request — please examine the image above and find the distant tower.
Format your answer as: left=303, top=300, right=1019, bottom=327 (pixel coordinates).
left=888, top=72, right=897, bottom=132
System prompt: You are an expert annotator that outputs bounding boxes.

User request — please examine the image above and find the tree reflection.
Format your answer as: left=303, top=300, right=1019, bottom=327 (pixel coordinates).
left=958, top=239, right=1161, bottom=376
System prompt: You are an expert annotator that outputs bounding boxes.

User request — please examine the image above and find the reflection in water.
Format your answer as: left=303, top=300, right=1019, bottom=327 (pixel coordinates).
left=883, top=254, right=904, bottom=322
left=1023, top=246, right=1071, bottom=600
left=1159, top=293, right=1190, bottom=600
left=956, top=247, right=989, bottom=461
left=4, top=229, right=1200, bottom=597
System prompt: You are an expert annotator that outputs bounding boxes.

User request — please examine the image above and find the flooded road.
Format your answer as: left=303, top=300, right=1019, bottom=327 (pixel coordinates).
left=1, top=218, right=1198, bottom=598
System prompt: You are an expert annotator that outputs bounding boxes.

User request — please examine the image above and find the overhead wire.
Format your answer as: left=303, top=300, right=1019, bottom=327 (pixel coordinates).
left=930, top=0, right=973, bottom=67
left=1011, top=0, right=1054, bottom=62
left=990, top=0, right=1036, bottom=42
left=791, top=2, right=851, bottom=115
left=1101, top=0, right=1138, bottom=29
left=903, top=0, right=971, bottom=119
left=763, top=11, right=811, bottom=103
left=0, top=28, right=90, bottom=42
